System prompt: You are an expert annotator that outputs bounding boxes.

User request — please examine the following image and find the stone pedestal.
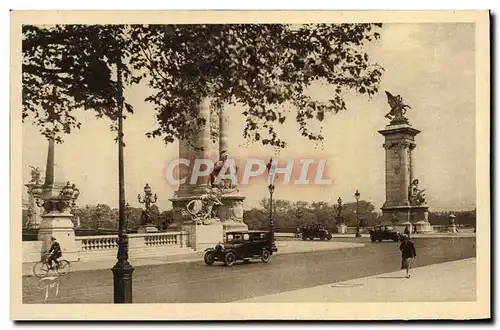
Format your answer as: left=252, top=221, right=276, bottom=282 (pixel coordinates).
left=37, top=212, right=79, bottom=262
left=381, top=205, right=432, bottom=234
left=336, top=223, right=347, bottom=234
left=396, top=221, right=413, bottom=235
left=182, top=223, right=223, bottom=251
left=137, top=225, right=159, bottom=233
left=415, top=220, right=433, bottom=233
left=217, top=193, right=248, bottom=233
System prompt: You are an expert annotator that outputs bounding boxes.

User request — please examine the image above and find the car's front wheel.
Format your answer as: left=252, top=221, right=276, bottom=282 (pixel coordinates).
left=204, top=251, right=215, bottom=265
left=224, top=251, right=236, bottom=267
left=261, top=249, right=271, bottom=263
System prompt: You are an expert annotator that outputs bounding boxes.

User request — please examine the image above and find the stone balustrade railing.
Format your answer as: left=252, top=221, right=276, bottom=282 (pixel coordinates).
left=23, top=231, right=192, bottom=263
left=74, top=231, right=190, bottom=261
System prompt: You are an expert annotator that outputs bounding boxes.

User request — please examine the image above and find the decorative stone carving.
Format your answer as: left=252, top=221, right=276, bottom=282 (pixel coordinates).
left=185, top=188, right=223, bottom=225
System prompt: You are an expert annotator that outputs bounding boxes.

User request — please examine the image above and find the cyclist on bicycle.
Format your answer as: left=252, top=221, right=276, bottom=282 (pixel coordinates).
left=47, top=237, right=62, bottom=269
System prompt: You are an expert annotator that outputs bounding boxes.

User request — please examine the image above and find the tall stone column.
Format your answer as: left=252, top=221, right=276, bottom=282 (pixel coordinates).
left=379, top=121, right=431, bottom=233
left=176, top=97, right=213, bottom=198
left=170, top=98, right=225, bottom=247
left=36, top=138, right=79, bottom=261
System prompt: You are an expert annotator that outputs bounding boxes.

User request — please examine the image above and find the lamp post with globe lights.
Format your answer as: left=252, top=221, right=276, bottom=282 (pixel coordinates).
left=355, top=190, right=361, bottom=238
left=266, top=158, right=276, bottom=250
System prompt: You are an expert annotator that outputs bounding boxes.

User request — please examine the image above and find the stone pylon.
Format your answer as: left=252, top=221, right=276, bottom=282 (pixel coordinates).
left=378, top=93, right=432, bottom=234
left=36, top=138, right=79, bottom=261
left=169, top=98, right=223, bottom=250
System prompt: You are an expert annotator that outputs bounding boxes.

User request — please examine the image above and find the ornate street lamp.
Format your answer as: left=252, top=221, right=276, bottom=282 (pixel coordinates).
left=355, top=190, right=361, bottom=237
left=111, top=52, right=134, bottom=304
left=138, top=183, right=158, bottom=214
left=95, top=204, right=103, bottom=232
left=125, top=203, right=132, bottom=232
left=266, top=158, right=276, bottom=250
left=337, top=197, right=344, bottom=224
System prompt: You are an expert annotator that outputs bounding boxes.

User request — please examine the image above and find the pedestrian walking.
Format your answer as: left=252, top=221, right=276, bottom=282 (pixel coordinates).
left=399, top=234, right=416, bottom=278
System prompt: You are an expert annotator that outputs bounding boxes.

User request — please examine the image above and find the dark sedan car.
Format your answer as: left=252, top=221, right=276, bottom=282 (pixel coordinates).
left=369, top=225, right=402, bottom=242
left=301, top=227, right=333, bottom=241
left=204, top=231, right=278, bottom=267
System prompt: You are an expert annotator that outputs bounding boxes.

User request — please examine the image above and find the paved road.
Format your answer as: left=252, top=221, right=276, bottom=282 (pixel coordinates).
left=22, top=237, right=475, bottom=303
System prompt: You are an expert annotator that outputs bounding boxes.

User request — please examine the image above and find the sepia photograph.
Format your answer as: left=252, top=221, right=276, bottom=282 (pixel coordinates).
left=10, top=10, right=490, bottom=320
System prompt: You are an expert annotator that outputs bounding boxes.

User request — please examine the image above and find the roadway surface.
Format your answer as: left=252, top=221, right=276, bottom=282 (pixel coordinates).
left=22, top=237, right=475, bottom=303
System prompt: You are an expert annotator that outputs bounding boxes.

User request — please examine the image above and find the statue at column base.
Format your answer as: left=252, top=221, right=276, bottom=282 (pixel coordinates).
left=184, top=188, right=224, bottom=225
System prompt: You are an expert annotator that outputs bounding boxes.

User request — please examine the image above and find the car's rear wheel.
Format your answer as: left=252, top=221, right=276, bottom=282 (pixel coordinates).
left=371, top=238, right=376, bottom=242
left=309, top=237, right=314, bottom=241
left=204, top=251, right=215, bottom=265
left=261, top=249, right=271, bottom=263
left=224, top=251, right=236, bottom=267
left=302, top=236, right=307, bottom=241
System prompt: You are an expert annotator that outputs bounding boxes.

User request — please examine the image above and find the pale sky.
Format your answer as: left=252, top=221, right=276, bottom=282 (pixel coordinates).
left=22, top=23, right=476, bottom=212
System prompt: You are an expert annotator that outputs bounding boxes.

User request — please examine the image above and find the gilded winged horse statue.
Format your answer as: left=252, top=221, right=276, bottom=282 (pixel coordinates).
left=384, top=91, right=411, bottom=123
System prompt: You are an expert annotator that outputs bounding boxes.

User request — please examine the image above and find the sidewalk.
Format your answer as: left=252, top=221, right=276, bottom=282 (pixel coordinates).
left=22, top=240, right=364, bottom=276
left=277, top=232, right=476, bottom=239
left=238, top=258, right=476, bottom=302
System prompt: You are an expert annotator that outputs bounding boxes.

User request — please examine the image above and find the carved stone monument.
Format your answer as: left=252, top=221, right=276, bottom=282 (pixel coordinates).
left=378, top=91, right=432, bottom=233
left=169, top=98, right=250, bottom=250
left=34, top=138, right=80, bottom=261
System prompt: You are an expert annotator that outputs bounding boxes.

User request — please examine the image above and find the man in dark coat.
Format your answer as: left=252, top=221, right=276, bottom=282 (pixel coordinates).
left=399, top=234, right=416, bottom=278
left=47, top=237, right=62, bottom=269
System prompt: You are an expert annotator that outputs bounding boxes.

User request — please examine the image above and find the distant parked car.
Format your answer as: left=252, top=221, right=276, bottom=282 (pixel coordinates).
left=369, top=225, right=402, bottom=242
left=301, top=226, right=333, bottom=241
left=204, top=231, right=278, bottom=267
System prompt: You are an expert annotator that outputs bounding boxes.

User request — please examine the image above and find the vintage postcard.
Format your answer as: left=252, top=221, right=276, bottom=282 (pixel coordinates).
left=11, top=10, right=490, bottom=320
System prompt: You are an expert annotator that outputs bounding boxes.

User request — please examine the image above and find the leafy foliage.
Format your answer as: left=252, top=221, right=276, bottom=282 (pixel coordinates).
left=22, top=25, right=138, bottom=141
left=131, top=24, right=384, bottom=148
left=23, top=24, right=383, bottom=148
left=248, top=198, right=378, bottom=230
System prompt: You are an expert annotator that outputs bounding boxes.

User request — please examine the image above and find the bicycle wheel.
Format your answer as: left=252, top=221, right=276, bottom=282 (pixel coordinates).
left=33, top=261, right=49, bottom=278
left=56, top=260, right=71, bottom=276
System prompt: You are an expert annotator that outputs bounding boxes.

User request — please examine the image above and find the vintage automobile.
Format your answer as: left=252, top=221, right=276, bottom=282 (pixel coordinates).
left=369, top=225, right=402, bottom=242
left=204, top=231, right=278, bottom=267
left=301, top=226, right=333, bottom=241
